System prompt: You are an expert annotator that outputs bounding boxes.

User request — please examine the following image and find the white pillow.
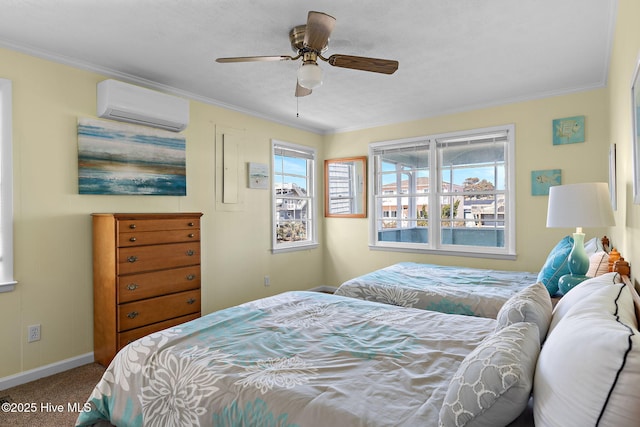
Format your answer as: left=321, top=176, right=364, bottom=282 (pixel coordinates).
left=586, top=251, right=609, bottom=277
left=534, top=281, right=640, bottom=427
left=548, top=272, right=620, bottom=335
left=495, top=282, right=552, bottom=343
left=439, top=322, right=540, bottom=427
left=583, top=236, right=604, bottom=256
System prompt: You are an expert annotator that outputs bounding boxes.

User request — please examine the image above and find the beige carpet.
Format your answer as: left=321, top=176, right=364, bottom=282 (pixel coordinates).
left=0, top=363, right=105, bottom=427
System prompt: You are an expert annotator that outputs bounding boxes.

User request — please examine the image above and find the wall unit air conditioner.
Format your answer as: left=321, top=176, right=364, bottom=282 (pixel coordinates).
left=97, top=79, right=189, bottom=132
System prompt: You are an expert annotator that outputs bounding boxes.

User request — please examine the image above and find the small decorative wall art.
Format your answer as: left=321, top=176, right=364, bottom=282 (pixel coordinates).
left=78, top=118, right=186, bottom=195
left=531, top=169, right=561, bottom=196
left=552, top=115, right=585, bottom=145
left=248, top=162, right=269, bottom=189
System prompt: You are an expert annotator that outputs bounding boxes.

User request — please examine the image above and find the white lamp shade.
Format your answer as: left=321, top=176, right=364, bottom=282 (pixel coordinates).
left=297, top=63, right=323, bottom=89
left=546, top=182, right=615, bottom=228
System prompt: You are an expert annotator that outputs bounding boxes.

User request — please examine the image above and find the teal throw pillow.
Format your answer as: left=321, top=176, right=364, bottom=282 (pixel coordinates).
left=536, top=235, right=573, bottom=296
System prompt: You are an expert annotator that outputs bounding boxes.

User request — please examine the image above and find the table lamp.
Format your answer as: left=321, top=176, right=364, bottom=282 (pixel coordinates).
left=546, top=182, right=615, bottom=293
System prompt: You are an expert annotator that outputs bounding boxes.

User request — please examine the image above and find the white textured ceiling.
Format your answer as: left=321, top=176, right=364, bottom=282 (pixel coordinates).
left=0, top=0, right=616, bottom=134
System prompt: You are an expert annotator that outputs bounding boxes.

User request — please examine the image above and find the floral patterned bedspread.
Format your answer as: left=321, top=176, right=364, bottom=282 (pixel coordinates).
left=334, top=262, right=538, bottom=318
left=76, top=291, right=495, bottom=427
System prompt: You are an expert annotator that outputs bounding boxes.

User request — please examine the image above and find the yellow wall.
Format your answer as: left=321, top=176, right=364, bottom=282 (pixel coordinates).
left=2, top=0, right=638, bottom=380
left=0, top=47, right=324, bottom=378
left=608, top=0, right=640, bottom=279
left=323, top=89, right=611, bottom=285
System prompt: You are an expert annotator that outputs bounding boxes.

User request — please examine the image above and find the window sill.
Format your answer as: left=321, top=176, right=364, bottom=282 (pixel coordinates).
left=0, top=281, right=18, bottom=293
left=272, top=242, right=319, bottom=254
left=369, top=244, right=516, bottom=261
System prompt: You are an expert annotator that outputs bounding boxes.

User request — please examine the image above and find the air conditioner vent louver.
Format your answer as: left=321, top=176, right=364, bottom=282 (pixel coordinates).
left=97, top=79, right=189, bottom=132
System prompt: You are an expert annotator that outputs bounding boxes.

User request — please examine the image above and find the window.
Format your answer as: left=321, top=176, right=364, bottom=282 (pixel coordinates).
left=370, top=125, right=515, bottom=259
left=327, top=162, right=356, bottom=214
left=272, top=140, right=317, bottom=252
left=0, top=79, right=16, bottom=292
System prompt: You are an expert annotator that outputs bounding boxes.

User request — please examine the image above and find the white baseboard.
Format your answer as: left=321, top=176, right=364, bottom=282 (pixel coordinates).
left=0, top=352, right=95, bottom=391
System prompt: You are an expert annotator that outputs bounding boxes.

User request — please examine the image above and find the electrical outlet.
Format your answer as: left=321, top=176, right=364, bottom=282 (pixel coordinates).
left=264, top=276, right=270, bottom=287
left=27, top=324, right=41, bottom=343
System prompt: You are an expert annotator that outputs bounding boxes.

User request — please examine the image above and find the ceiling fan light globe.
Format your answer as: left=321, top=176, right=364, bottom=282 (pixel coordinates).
left=297, top=62, right=323, bottom=89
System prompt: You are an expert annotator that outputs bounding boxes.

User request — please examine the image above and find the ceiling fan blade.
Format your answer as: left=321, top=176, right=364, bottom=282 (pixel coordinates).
left=327, top=54, right=399, bottom=74
left=295, top=82, right=312, bottom=97
left=216, top=55, right=293, bottom=63
left=304, top=11, right=336, bottom=51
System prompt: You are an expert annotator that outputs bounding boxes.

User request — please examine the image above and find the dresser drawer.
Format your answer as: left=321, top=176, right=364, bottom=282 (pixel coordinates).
left=117, top=312, right=200, bottom=349
left=118, top=218, right=200, bottom=233
left=118, top=289, right=200, bottom=331
left=118, top=242, right=200, bottom=275
left=118, top=266, right=201, bottom=303
left=118, top=229, right=200, bottom=247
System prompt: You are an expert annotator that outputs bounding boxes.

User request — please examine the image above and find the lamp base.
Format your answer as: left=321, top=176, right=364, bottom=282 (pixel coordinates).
left=567, top=232, right=589, bottom=276
left=558, top=274, right=589, bottom=295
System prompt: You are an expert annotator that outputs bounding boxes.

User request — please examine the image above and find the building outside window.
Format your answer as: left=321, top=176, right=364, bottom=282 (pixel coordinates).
left=272, top=140, right=317, bottom=252
left=369, top=125, right=515, bottom=259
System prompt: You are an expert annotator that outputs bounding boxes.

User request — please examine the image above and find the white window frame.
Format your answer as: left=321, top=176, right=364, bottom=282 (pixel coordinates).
left=271, top=140, right=318, bottom=253
left=0, top=79, right=16, bottom=292
left=369, top=124, right=516, bottom=260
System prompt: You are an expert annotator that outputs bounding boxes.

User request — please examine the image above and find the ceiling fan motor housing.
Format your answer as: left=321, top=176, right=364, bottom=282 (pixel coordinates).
left=289, top=25, right=328, bottom=54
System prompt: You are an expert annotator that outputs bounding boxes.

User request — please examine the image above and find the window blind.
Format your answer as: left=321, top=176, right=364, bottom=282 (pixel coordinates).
left=274, top=144, right=314, bottom=160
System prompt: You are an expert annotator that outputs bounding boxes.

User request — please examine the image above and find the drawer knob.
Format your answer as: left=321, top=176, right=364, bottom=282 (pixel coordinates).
left=186, top=274, right=196, bottom=281
left=126, top=283, right=139, bottom=291
left=186, top=249, right=195, bottom=256
left=188, top=222, right=195, bottom=227
left=186, top=298, right=196, bottom=305
left=129, top=224, right=137, bottom=229
left=129, top=237, right=137, bottom=242
left=188, top=233, right=195, bottom=238
left=127, top=256, right=138, bottom=263
left=127, top=311, right=139, bottom=319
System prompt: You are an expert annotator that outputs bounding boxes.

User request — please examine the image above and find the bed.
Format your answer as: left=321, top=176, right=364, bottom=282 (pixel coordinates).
left=77, top=270, right=640, bottom=427
left=76, top=291, right=498, bottom=426
left=334, top=236, right=609, bottom=318
left=334, top=262, right=538, bottom=318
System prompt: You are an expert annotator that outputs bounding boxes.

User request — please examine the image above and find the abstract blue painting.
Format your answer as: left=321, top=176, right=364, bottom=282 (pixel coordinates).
left=78, top=118, right=186, bottom=195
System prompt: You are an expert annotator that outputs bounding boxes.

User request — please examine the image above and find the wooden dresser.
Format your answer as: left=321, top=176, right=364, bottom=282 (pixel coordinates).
left=92, top=212, right=203, bottom=366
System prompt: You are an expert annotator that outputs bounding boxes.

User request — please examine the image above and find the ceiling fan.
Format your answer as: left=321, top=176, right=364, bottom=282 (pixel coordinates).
left=216, top=11, right=399, bottom=97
